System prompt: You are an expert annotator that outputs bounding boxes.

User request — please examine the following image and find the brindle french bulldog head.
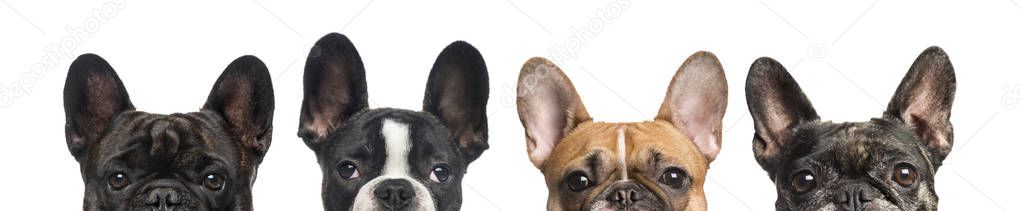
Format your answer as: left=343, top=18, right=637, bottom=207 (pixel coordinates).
left=63, top=54, right=274, bottom=211
left=745, top=46, right=955, bottom=210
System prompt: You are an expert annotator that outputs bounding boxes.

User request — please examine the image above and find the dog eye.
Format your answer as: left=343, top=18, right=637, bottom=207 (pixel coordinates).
left=565, top=171, right=592, bottom=192
left=791, top=170, right=816, bottom=194
left=203, top=173, right=226, bottom=191
left=659, top=167, right=689, bottom=189
left=337, top=161, right=360, bottom=180
left=429, top=165, right=451, bottom=183
left=108, top=173, right=130, bottom=190
left=892, top=163, right=918, bottom=187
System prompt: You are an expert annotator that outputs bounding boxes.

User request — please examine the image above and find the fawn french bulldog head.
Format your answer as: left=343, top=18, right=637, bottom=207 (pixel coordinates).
left=517, top=52, right=727, bottom=211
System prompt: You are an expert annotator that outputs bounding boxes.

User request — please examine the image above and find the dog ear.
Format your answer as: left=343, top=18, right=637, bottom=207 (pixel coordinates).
left=64, top=54, right=135, bottom=160
left=299, top=33, right=369, bottom=150
left=517, top=57, right=591, bottom=168
left=203, top=55, right=275, bottom=160
left=423, top=41, right=490, bottom=164
left=745, top=57, right=819, bottom=170
left=656, top=51, right=728, bottom=163
left=883, top=46, right=956, bottom=161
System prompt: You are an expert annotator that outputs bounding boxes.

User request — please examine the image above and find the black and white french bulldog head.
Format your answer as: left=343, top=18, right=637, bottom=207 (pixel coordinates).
left=297, top=33, right=490, bottom=211
left=745, top=46, right=955, bottom=211
left=63, top=54, right=275, bottom=210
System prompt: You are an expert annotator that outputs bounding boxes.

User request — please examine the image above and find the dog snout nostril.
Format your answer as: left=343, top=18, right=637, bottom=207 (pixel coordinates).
left=837, top=191, right=850, bottom=204
left=610, top=187, right=644, bottom=207
left=859, top=189, right=876, bottom=202
left=838, top=185, right=876, bottom=211
left=374, top=179, right=416, bottom=209
left=629, top=189, right=644, bottom=201
left=145, top=187, right=183, bottom=211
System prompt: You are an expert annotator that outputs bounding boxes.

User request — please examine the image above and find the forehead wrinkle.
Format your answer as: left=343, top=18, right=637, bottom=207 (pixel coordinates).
left=545, top=124, right=614, bottom=173
left=102, top=141, right=140, bottom=170
left=648, top=149, right=664, bottom=169
left=586, top=153, right=601, bottom=179
left=625, top=121, right=706, bottom=173
left=180, top=112, right=246, bottom=168
left=176, top=113, right=218, bottom=149
left=101, top=114, right=158, bottom=160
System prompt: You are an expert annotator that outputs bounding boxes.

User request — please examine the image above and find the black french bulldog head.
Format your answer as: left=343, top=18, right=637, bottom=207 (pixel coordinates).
left=745, top=46, right=955, bottom=211
left=298, top=33, right=489, bottom=211
left=63, top=54, right=274, bottom=211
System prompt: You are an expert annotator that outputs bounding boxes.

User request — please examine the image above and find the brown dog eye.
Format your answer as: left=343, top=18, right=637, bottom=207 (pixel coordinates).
left=791, top=170, right=816, bottom=194
left=203, top=174, right=226, bottom=191
left=108, top=173, right=130, bottom=190
left=338, top=161, right=360, bottom=180
left=892, top=163, right=918, bottom=187
left=659, top=167, right=688, bottom=189
left=565, top=171, right=592, bottom=192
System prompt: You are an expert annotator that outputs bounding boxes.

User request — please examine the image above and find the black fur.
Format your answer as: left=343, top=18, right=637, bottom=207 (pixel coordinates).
left=745, top=46, right=955, bottom=210
left=63, top=54, right=275, bottom=211
left=298, top=33, right=489, bottom=211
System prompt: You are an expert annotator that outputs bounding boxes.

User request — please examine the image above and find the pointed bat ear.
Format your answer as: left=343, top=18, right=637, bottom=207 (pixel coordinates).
left=298, top=33, right=369, bottom=151
left=202, top=55, right=275, bottom=159
left=745, top=57, right=819, bottom=170
left=883, top=46, right=956, bottom=161
left=656, top=51, right=728, bottom=163
left=423, top=41, right=490, bottom=164
left=64, top=54, right=135, bottom=160
left=516, top=57, right=591, bottom=168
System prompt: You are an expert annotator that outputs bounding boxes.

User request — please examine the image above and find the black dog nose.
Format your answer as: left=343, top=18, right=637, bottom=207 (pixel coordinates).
left=145, top=187, right=182, bottom=211
left=606, top=183, right=648, bottom=208
left=837, top=184, right=877, bottom=211
left=374, top=179, right=415, bottom=209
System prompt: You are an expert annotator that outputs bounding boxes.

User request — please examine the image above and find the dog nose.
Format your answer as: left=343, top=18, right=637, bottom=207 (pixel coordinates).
left=606, top=183, right=648, bottom=208
left=837, top=184, right=877, bottom=211
left=374, top=179, right=416, bottom=209
left=145, top=187, right=182, bottom=211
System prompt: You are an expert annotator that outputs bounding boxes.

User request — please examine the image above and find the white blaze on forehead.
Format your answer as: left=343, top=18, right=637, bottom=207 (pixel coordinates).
left=617, top=126, right=628, bottom=181
left=352, top=119, right=437, bottom=211
left=381, top=119, right=412, bottom=175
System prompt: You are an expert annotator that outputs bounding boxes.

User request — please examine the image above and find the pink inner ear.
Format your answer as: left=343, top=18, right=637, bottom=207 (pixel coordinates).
left=693, top=133, right=719, bottom=161
left=518, top=59, right=586, bottom=168
left=304, top=110, right=333, bottom=140
left=522, top=87, right=568, bottom=167
left=658, top=52, right=727, bottom=162
left=678, top=96, right=723, bottom=161
left=904, top=99, right=951, bottom=152
left=895, top=66, right=953, bottom=155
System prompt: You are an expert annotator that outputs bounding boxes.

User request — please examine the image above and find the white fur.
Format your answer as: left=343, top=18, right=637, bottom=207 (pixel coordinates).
left=381, top=119, right=412, bottom=176
left=617, top=127, right=629, bottom=181
left=351, top=119, right=437, bottom=211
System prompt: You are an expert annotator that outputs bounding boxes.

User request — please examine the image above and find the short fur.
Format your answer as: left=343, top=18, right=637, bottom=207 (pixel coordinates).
left=517, top=52, right=728, bottom=211
left=297, top=33, right=490, bottom=211
left=745, top=46, right=956, bottom=210
left=63, top=54, right=275, bottom=210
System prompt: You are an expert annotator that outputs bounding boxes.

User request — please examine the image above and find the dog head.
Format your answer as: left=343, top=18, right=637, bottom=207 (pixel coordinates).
left=63, top=54, right=274, bottom=210
left=745, top=46, right=955, bottom=210
left=297, top=33, right=489, bottom=211
left=516, top=52, right=728, bottom=211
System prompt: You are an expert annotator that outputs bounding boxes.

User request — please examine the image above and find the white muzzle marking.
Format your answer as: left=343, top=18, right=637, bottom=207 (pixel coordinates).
left=351, top=119, right=436, bottom=211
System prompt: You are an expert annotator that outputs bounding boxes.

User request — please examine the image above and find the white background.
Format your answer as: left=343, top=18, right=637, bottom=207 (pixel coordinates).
left=1, top=0, right=1020, bottom=210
